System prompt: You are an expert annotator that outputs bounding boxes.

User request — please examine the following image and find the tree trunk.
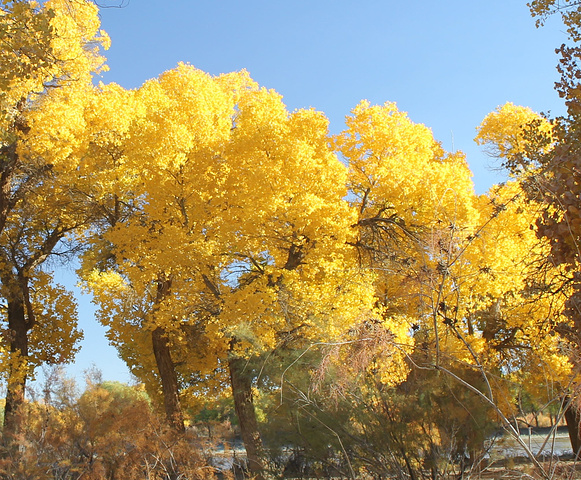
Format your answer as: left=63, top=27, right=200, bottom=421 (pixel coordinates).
left=564, top=396, right=581, bottom=459
left=150, top=276, right=185, bottom=433
left=3, top=293, right=29, bottom=445
left=151, top=326, right=185, bottom=433
left=228, top=354, right=266, bottom=480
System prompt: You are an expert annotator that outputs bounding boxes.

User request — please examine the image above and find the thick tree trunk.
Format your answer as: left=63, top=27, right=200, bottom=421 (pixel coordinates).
left=151, top=326, right=185, bottom=433
left=228, top=354, right=266, bottom=480
left=3, top=294, right=29, bottom=445
left=564, top=396, right=581, bottom=459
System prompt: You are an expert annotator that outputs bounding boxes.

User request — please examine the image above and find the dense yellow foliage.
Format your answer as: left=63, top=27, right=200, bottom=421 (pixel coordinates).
left=0, top=0, right=108, bottom=128
left=340, top=100, right=477, bottom=227
left=475, top=102, right=553, bottom=161
left=79, top=65, right=376, bottom=401
left=0, top=0, right=108, bottom=395
left=335, top=100, right=570, bottom=403
left=74, top=90, right=573, bottom=412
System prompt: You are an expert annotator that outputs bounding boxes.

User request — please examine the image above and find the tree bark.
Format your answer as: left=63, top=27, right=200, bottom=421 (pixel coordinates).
left=228, top=354, right=266, bottom=479
left=3, top=292, right=29, bottom=445
left=564, top=396, right=581, bottom=459
left=151, top=326, right=185, bottom=433
left=150, top=276, right=185, bottom=433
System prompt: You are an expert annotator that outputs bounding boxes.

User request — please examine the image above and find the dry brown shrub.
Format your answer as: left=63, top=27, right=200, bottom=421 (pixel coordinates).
left=0, top=372, right=218, bottom=480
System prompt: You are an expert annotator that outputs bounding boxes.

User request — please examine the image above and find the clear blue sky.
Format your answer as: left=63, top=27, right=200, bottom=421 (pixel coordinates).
left=61, top=0, right=569, bottom=384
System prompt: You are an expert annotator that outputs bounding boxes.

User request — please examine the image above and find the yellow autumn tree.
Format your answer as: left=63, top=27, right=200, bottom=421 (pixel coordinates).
left=476, top=102, right=581, bottom=457
left=337, top=99, right=480, bottom=369
left=0, top=0, right=108, bottom=444
left=79, top=64, right=374, bottom=478
left=81, top=65, right=242, bottom=432
left=331, top=100, right=570, bottom=472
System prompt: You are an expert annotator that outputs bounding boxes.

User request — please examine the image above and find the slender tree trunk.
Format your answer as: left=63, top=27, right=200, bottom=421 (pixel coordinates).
left=151, top=326, right=185, bottom=433
left=150, top=276, right=185, bottom=433
left=228, top=354, right=266, bottom=480
left=564, top=396, right=581, bottom=459
left=3, top=293, right=29, bottom=445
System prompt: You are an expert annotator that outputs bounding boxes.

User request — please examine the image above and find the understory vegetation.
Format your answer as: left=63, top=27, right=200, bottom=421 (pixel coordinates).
left=0, top=364, right=573, bottom=480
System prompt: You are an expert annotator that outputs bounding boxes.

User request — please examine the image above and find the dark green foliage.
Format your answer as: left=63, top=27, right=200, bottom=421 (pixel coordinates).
left=253, top=342, right=500, bottom=479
